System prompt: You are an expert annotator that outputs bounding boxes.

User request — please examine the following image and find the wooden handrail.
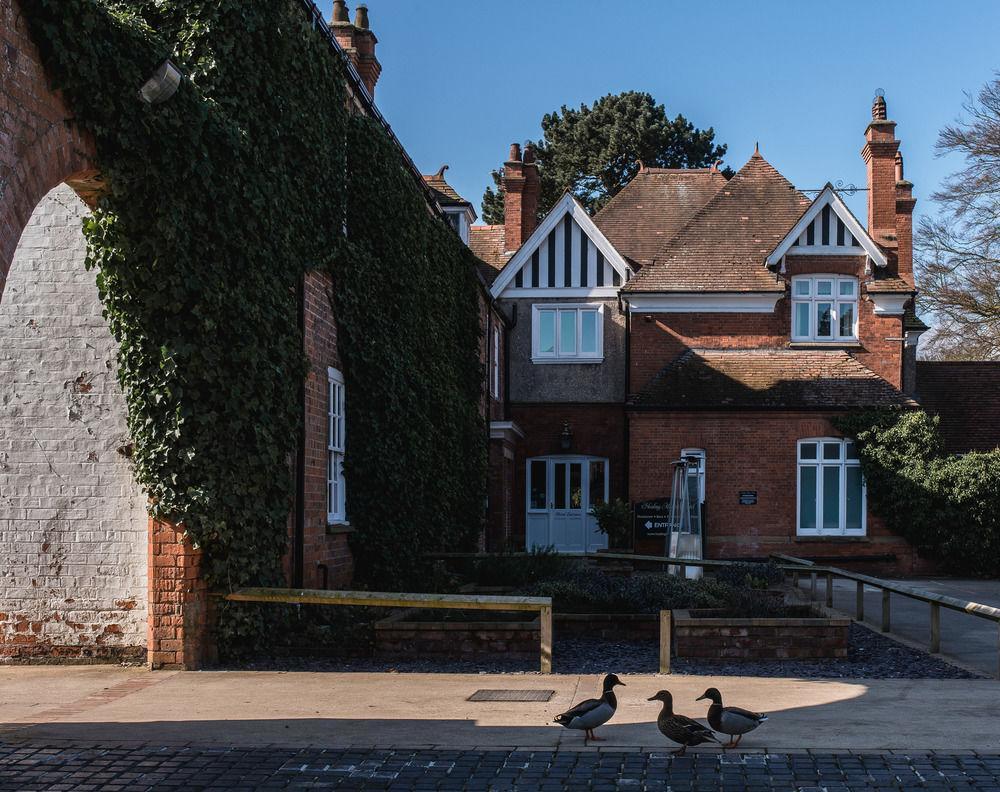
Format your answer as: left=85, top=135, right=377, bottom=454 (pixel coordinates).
left=225, top=587, right=554, bottom=672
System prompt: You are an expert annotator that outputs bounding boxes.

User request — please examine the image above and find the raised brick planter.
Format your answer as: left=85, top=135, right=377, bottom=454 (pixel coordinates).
left=374, top=610, right=539, bottom=658
left=555, top=613, right=657, bottom=640
left=672, top=608, right=850, bottom=659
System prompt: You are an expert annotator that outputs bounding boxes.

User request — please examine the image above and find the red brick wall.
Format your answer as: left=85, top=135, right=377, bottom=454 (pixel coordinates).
left=0, top=0, right=100, bottom=283
left=147, top=518, right=212, bottom=669
left=298, top=269, right=352, bottom=589
left=628, top=410, right=929, bottom=574
left=629, top=255, right=905, bottom=394
left=508, top=404, right=626, bottom=548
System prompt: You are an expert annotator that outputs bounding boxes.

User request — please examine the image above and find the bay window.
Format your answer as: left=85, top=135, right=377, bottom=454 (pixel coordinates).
left=531, top=304, right=604, bottom=363
left=797, top=438, right=865, bottom=536
left=791, top=276, right=858, bottom=342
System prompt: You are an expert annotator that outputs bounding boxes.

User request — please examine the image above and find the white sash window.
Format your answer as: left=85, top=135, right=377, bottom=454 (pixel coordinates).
left=327, top=367, right=347, bottom=524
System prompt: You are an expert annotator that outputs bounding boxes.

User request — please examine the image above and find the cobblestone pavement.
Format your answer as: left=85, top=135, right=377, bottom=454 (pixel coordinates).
left=3, top=742, right=1000, bottom=791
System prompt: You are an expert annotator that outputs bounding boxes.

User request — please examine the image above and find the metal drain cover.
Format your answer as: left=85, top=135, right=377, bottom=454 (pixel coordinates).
left=467, top=689, right=555, bottom=702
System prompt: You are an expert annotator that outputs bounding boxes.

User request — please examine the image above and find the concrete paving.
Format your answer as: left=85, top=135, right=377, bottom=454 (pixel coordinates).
left=2, top=666, right=999, bottom=753
left=811, top=576, right=1000, bottom=677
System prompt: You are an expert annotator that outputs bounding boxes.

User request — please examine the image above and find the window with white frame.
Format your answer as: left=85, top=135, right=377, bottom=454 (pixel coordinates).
left=531, top=304, right=604, bottom=363
left=797, top=438, right=865, bottom=536
left=791, top=275, right=858, bottom=342
left=327, top=367, right=346, bottom=524
left=491, top=326, right=501, bottom=399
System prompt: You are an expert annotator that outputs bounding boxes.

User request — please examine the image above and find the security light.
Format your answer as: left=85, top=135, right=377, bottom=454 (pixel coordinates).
left=139, top=60, right=182, bottom=104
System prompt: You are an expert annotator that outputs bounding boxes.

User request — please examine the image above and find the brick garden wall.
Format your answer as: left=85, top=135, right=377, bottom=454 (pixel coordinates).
left=0, top=185, right=148, bottom=661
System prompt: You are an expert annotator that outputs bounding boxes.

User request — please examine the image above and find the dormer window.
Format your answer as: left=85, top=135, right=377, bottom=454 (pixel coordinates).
left=443, top=208, right=470, bottom=244
left=791, top=276, right=858, bottom=342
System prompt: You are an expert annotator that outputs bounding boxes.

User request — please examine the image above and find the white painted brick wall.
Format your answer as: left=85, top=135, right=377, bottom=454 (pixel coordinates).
left=0, top=184, right=147, bottom=659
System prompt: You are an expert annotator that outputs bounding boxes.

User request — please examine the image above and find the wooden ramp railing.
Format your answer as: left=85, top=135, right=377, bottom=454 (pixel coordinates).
left=773, top=554, right=1000, bottom=679
left=225, top=588, right=554, bottom=673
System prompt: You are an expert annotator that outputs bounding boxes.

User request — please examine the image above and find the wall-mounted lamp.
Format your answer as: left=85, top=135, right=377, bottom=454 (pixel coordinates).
left=139, top=60, right=183, bottom=104
left=560, top=421, right=572, bottom=452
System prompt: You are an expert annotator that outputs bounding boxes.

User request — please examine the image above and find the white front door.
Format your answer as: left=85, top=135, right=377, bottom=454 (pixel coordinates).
left=526, top=456, right=609, bottom=553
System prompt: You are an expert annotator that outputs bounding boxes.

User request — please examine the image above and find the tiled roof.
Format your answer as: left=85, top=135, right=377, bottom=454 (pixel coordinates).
left=422, top=169, right=470, bottom=207
left=916, top=361, right=1000, bottom=453
left=867, top=275, right=915, bottom=293
left=903, top=303, right=929, bottom=332
left=624, top=152, right=811, bottom=293
left=468, top=224, right=509, bottom=283
left=631, top=348, right=918, bottom=410
left=592, top=168, right=727, bottom=267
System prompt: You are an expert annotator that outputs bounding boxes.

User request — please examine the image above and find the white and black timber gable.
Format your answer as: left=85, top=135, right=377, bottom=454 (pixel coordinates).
left=767, top=184, right=888, bottom=272
left=489, top=193, right=632, bottom=299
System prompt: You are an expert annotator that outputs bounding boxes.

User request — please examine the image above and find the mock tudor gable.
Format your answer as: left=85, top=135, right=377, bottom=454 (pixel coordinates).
left=766, top=184, right=888, bottom=272
left=489, top=193, right=633, bottom=299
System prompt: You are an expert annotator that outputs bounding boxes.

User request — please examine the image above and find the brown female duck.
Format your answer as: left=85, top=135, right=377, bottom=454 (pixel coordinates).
left=648, top=690, right=720, bottom=755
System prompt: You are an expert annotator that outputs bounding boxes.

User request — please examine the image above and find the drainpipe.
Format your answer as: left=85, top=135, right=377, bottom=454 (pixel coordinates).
left=293, top=272, right=306, bottom=588
left=622, top=298, right=630, bottom=505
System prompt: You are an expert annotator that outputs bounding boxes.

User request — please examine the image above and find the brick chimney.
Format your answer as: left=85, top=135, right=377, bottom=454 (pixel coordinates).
left=330, top=1, right=382, bottom=98
left=894, top=151, right=916, bottom=284
left=861, top=93, right=901, bottom=250
left=502, top=143, right=540, bottom=252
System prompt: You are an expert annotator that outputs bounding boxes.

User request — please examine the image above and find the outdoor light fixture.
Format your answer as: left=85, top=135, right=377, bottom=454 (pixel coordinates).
left=560, top=421, right=573, bottom=452
left=138, top=60, right=183, bottom=104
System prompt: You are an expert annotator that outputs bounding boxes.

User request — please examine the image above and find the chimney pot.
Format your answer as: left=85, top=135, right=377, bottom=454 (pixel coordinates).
left=872, top=91, right=887, bottom=121
left=508, top=143, right=522, bottom=163
left=354, top=3, right=369, bottom=29
left=331, top=0, right=349, bottom=23
left=894, top=151, right=904, bottom=182
left=523, top=143, right=536, bottom=165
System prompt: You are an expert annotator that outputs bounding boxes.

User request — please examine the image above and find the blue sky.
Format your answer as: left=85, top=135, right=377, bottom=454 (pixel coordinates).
left=318, top=0, right=999, bottom=225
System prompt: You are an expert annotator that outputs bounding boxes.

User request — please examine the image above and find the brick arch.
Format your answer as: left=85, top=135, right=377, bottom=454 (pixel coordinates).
left=0, top=0, right=211, bottom=669
left=0, top=0, right=101, bottom=286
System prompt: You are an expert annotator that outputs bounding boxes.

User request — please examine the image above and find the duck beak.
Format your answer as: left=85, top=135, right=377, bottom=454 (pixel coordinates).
left=617, top=681, right=626, bottom=687
left=695, top=695, right=707, bottom=701
left=646, top=695, right=657, bottom=701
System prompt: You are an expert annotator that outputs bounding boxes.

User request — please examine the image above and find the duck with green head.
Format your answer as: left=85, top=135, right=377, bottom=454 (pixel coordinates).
left=647, top=690, right=720, bottom=755
left=696, top=687, right=768, bottom=748
left=553, top=673, right=625, bottom=741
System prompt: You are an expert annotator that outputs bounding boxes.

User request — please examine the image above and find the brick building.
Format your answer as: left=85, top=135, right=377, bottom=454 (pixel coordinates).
left=471, top=95, right=997, bottom=573
left=0, top=0, right=504, bottom=666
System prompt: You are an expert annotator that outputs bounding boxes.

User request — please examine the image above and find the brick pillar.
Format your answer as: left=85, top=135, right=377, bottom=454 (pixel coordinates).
left=148, top=518, right=213, bottom=669
left=894, top=152, right=916, bottom=285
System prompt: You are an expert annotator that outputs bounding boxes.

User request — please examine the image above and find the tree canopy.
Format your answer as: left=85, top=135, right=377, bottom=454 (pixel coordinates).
left=481, top=91, right=728, bottom=224
left=917, top=75, right=1000, bottom=360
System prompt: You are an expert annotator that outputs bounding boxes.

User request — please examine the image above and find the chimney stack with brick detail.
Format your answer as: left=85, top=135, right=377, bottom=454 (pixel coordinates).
left=502, top=143, right=540, bottom=252
left=330, top=2, right=382, bottom=98
left=894, top=151, right=916, bottom=284
left=861, top=93, right=901, bottom=254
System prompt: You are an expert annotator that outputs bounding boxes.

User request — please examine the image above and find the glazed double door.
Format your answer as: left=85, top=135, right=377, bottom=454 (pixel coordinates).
left=526, top=456, right=609, bottom=553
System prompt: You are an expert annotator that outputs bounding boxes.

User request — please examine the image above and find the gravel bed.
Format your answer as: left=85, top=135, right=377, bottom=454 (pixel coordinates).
left=233, top=623, right=979, bottom=678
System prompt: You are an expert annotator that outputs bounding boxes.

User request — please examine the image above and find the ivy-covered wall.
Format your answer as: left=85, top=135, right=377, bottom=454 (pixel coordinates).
left=22, top=0, right=486, bottom=650
left=836, top=410, right=1000, bottom=577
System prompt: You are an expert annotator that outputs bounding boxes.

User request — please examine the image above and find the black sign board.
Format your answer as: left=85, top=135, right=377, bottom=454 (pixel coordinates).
left=634, top=497, right=671, bottom=538
left=739, top=490, right=758, bottom=506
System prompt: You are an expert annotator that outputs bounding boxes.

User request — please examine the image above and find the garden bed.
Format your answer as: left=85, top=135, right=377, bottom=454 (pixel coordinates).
left=672, top=606, right=849, bottom=659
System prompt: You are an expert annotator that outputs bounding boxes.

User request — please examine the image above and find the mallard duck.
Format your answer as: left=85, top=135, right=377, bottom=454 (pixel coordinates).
left=648, top=690, right=720, bottom=755
left=696, top=687, right=767, bottom=748
left=553, top=673, right=625, bottom=741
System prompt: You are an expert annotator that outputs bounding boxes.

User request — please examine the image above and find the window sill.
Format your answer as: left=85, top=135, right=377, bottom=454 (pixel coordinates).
left=795, top=534, right=869, bottom=543
left=531, top=357, right=604, bottom=365
left=788, top=341, right=862, bottom=349
left=326, top=521, right=354, bottom=535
